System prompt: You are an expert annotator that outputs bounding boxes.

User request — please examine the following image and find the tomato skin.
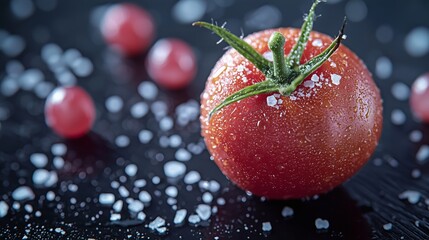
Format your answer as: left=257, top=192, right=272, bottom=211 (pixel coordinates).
left=146, top=39, right=197, bottom=90
left=45, top=86, right=96, bottom=138
left=201, top=28, right=383, bottom=199
left=410, top=73, right=429, bottom=123
left=101, top=3, right=155, bottom=56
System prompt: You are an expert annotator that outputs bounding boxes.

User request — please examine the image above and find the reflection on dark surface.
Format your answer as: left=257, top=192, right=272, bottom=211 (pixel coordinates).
left=202, top=184, right=371, bottom=240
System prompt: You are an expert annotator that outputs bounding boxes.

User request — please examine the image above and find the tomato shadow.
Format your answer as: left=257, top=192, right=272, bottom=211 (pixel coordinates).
left=58, top=131, right=119, bottom=178
left=202, top=184, right=372, bottom=240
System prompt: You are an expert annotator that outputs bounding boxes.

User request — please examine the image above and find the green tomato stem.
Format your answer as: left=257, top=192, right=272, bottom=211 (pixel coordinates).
left=268, top=32, right=289, bottom=84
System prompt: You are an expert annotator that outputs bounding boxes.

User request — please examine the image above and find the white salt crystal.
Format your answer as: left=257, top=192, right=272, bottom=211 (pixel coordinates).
left=312, top=39, right=323, bottom=47
left=130, top=102, right=149, bottom=118
left=383, top=223, right=393, bottom=231
left=125, top=164, right=138, bottom=177
left=149, top=216, right=166, bottom=230
left=110, top=213, right=121, bottom=221
left=134, top=179, right=147, bottom=188
left=175, top=148, right=191, bottom=161
left=315, top=218, right=330, bottom=229
left=32, top=169, right=50, bottom=185
left=169, top=135, right=182, bottom=148
left=165, top=186, right=178, bottom=198
left=266, top=95, right=277, bottom=107
left=391, top=109, right=406, bottom=125
left=160, top=117, right=174, bottom=131
left=202, top=192, right=213, bottom=203
left=99, top=193, right=115, bottom=205
left=51, top=143, right=66, bottom=156
left=115, top=135, right=130, bottom=148
left=174, top=209, right=187, bottom=224
left=53, top=156, right=64, bottom=169
left=398, top=190, right=421, bottom=204
left=128, top=200, right=144, bottom=212
left=262, top=222, right=272, bottom=232
left=164, top=161, right=186, bottom=178
left=138, top=191, right=152, bottom=203
left=137, top=211, right=146, bottom=221
left=118, top=186, right=130, bottom=198
left=391, top=82, right=410, bottom=101
left=0, top=201, right=9, bottom=218
left=44, top=171, right=58, bottom=187
left=330, top=74, right=341, bottom=85
left=416, top=145, right=429, bottom=164
left=105, top=96, right=123, bottom=113
left=188, top=214, right=201, bottom=224
left=113, top=200, right=123, bottom=212
left=30, top=153, right=48, bottom=168
left=138, top=81, right=158, bottom=100
left=196, top=204, right=211, bottom=221
left=138, top=130, right=153, bottom=144
left=12, top=186, right=35, bottom=201
left=184, top=171, right=201, bottom=184
left=281, top=206, right=294, bottom=217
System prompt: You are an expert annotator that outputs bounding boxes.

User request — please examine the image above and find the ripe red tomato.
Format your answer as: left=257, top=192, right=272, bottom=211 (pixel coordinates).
left=146, top=38, right=197, bottom=89
left=410, top=73, right=429, bottom=123
left=200, top=27, right=383, bottom=199
left=101, top=3, right=155, bottom=56
left=45, top=86, right=96, bottom=138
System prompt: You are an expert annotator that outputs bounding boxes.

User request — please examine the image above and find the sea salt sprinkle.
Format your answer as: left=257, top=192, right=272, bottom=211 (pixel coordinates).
left=174, top=209, right=187, bottom=225
left=315, top=218, right=330, bottom=230
left=262, top=222, right=272, bottom=232
left=398, top=190, right=421, bottom=204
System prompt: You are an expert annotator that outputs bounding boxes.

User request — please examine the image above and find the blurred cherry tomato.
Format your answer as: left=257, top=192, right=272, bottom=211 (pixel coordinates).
left=146, top=38, right=197, bottom=89
left=410, top=73, right=429, bottom=123
left=45, top=86, right=96, bottom=138
left=101, top=3, right=155, bottom=56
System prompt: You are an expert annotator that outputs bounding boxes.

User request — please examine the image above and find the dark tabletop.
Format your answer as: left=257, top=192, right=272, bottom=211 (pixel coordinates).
left=1, top=0, right=429, bottom=239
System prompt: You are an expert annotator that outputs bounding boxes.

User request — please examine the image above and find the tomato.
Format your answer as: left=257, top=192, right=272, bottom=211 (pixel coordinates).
left=146, top=38, right=197, bottom=89
left=410, top=73, right=429, bottom=123
left=45, top=86, right=96, bottom=138
left=197, top=2, right=382, bottom=199
left=101, top=3, right=155, bottom=56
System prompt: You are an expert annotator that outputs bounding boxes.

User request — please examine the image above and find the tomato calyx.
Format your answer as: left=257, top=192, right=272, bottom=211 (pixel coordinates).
left=193, top=0, right=347, bottom=119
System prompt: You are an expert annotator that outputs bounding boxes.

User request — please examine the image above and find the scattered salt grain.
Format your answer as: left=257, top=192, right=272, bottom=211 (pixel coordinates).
left=151, top=101, right=168, bottom=119
left=172, top=0, right=207, bottom=24
left=106, top=96, right=123, bottom=113
left=375, top=56, right=392, bottom=79
left=208, top=180, right=220, bottom=193
left=53, top=156, right=64, bottom=169
left=10, top=0, right=34, bottom=19
left=46, top=191, right=55, bottom=201
left=184, top=171, right=201, bottom=184
left=345, top=0, right=367, bottom=22
left=152, top=176, right=161, bottom=185
left=196, top=204, right=211, bottom=221
left=399, top=190, right=421, bottom=204
left=304, top=80, right=315, bottom=88
left=160, top=117, right=174, bottom=131
left=312, top=39, right=323, bottom=47
left=330, top=74, right=341, bottom=85
left=130, top=102, right=149, bottom=118
left=113, top=200, right=123, bottom=212
left=169, top=135, right=182, bottom=148
left=70, top=57, right=93, bottom=77
left=0, top=201, right=9, bottom=218
left=138, top=81, right=158, bottom=100
left=409, top=130, right=423, bottom=143
left=138, top=191, right=152, bottom=203
left=175, top=148, right=191, bottom=161
left=315, top=218, right=330, bottom=230
left=164, top=161, right=186, bottom=178
left=118, top=186, right=130, bottom=198
left=165, top=186, right=178, bottom=198
left=391, top=82, right=410, bottom=101
left=12, top=186, right=35, bottom=201
left=202, top=192, right=213, bottom=203
left=30, top=153, right=48, bottom=168
left=110, top=213, right=121, bottom=221
left=404, top=27, right=429, bottom=57
left=32, top=169, right=50, bottom=185
left=128, top=200, right=144, bottom=213
left=149, top=216, right=166, bottom=230
left=188, top=214, right=201, bottom=224
left=391, top=109, right=406, bottom=125
left=125, top=164, right=137, bottom=177
left=217, top=198, right=225, bottom=205
left=281, top=206, right=294, bottom=218
left=266, top=95, right=277, bottom=107
left=62, top=48, right=81, bottom=65
left=174, top=209, right=187, bottom=224
left=1, top=35, right=25, bottom=57
left=51, top=143, right=67, bottom=156
left=1, top=77, right=19, bottom=97
left=383, top=223, right=393, bottom=231
left=411, top=169, right=421, bottom=179
left=99, top=193, right=115, bottom=205
left=115, top=135, right=130, bottom=148
left=262, top=222, right=272, bottom=232
left=138, top=130, right=153, bottom=144
left=137, top=211, right=146, bottom=221
left=311, top=74, right=319, bottom=82
left=44, top=171, right=58, bottom=187
left=134, top=179, right=147, bottom=188
left=416, top=145, right=429, bottom=164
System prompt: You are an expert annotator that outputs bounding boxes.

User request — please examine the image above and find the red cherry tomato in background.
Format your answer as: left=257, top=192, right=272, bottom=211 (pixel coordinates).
left=101, top=3, right=155, bottom=56
left=201, top=28, right=383, bottom=199
left=410, top=73, right=429, bottom=123
left=146, top=38, right=197, bottom=90
left=45, top=86, right=96, bottom=138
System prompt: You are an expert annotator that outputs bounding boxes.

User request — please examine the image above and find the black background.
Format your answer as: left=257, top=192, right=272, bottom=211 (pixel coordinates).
left=1, top=0, right=429, bottom=239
